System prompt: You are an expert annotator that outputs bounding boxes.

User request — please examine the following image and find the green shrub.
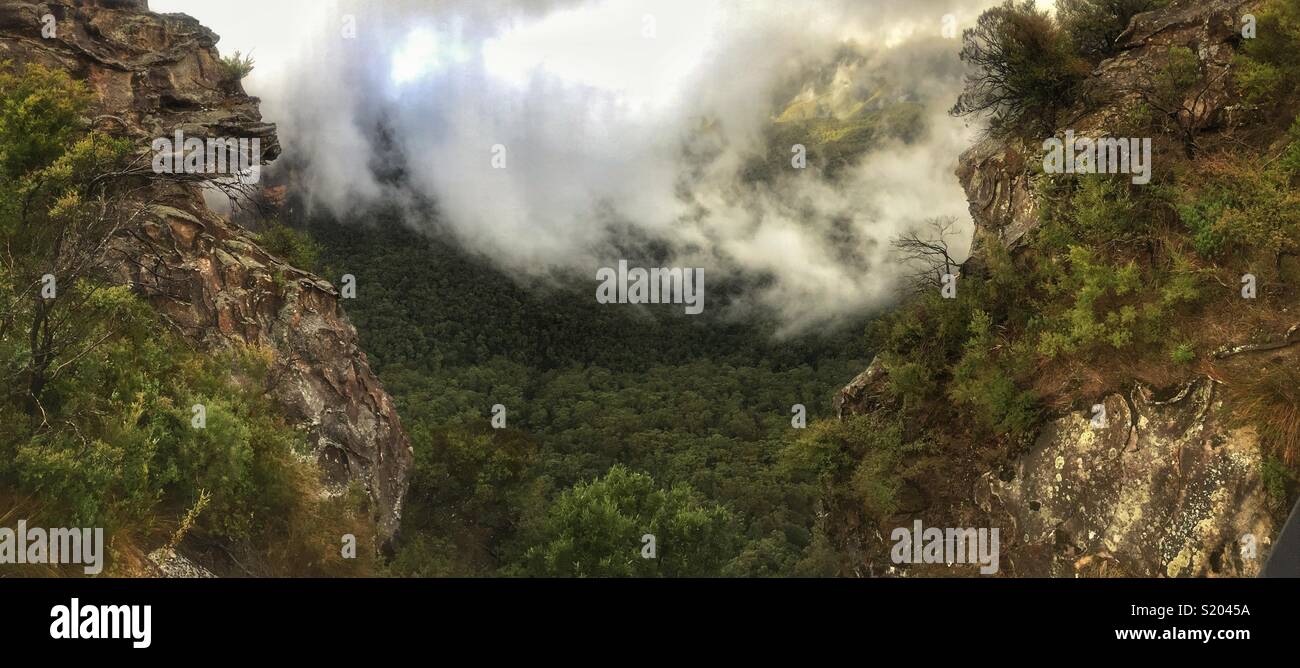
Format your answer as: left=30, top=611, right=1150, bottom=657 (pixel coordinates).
left=220, top=51, right=255, bottom=81
left=0, top=62, right=95, bottom=179
left=1176, top=156, right=1300, bottom=259
left=1033, top=245, right=1199, bottom=358
left=786, top=414, right=934, bottom=522
left=949, top=310, right=1040, bottom=436
left=1178, top=189, right=1232, bottom=257
left=257, top=222, right=322, bottom=273
left=1072, top=175, right=1145, bottom=242
left=1281, top=114, right=1300, bottom=176
left=1260, top=455, right=1298, bottom=513
left=951, top=0, right=1090, bottom=136
left=1058, top=0, right=1169, bottom=59
left=1235, top=56, right=1285, bottom=104
left=1235, top=0, right=1300, bottom=105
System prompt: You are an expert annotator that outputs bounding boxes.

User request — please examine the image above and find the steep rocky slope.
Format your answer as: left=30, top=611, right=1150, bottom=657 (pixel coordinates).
left=837, top=0, right=1280, bottom=577
left=0, top=0, right=412, bottom=539
left=958, top=0, right=1251, bottom=255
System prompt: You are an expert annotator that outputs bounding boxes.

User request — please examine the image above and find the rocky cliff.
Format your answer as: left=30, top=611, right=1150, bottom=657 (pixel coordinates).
left=0, top=0, right=412, bottom=540
left=957, top=0, right=1251, bottom=255
left=837, top=0, right=1280, bottom=577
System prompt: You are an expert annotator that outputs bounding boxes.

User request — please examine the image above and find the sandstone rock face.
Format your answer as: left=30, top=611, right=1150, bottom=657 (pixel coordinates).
left=0, top=1, right=412, bottom=539
left=979, top=381, right=1273, bottom=577
left=834, top=0, right=1275, bottom=577
left=832, top=356, right=888, bottom=419
left=956, top=0, right=1252, bottom=259
left=954, top=137, right=1038, bottom=252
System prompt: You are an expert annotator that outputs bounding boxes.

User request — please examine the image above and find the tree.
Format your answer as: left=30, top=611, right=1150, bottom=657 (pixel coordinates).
left=0, top=62, right=142, bottom=417
left=950, top=0, right=1089, bottom=137
left=520, top=465, right=740, bottom=577
left=1058, top=0, right=1168, bottom=59
left=1130, top=46, right=1228, bottom=158
left=892, top=216, right=962, bottom=295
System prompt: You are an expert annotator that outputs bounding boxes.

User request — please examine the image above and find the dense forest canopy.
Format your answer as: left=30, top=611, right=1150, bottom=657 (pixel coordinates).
left=291, top=215, right=876, bottom=575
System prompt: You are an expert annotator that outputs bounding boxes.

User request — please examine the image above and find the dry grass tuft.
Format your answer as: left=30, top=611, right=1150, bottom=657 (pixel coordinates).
left=1225, top=359, right=1300, bottom=465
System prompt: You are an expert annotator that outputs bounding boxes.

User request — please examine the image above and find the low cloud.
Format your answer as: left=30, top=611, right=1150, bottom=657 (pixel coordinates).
left=225, top=0, right=999, bottom=332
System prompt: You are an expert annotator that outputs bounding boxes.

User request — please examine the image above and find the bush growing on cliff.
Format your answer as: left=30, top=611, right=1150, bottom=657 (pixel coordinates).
left=0, top=62, right=94, bottom=178
left=1070, top=175, right=1147, bottom=244
left=1234, top=0, right=1300, bottom=104
left=1281, top=115, right=1300, bottom=176
left=1034, top=246, right=1200, bottom=358
left=785, top=414, right=934, bottom=524
left=949, top=310, right=1040, bottom=436
left=951, top=0, right=1089, bottom=136
left=220, top=51, right=256, bottom=81
left=1176, top=154, right=1300, bottom=260
left=257, top=221, right=322, bottom=273
left=1058, top=0, right=1169, bottom=59
left=1137, top=46, right=1223, bottom=157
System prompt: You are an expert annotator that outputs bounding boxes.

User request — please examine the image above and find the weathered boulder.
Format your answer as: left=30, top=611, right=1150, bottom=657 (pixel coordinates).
left=832, top=355, right=888, bottom=419
left=979, top=379, right=1273, bottom=577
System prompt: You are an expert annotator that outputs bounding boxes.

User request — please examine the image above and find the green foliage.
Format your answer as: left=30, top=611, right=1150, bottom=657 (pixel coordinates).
left=1234, top=0, right=1300, bottom=104
left=1071, top=176, right=1146, bottom=243
left=951, top=0, right=1090, bottom=136
left=0, top=62, right=94, bottom=180
left=309, top=217, right=869, bottom=576
left=1176, top=156, right=1300, bottom=259
left=949, top=310, right=1040, bottom=436
left=1035, top=172, right=1168, bottom=250
left=390, top=422, right=545, bottom=576
left=1141, top=46, right=1214, bottom=155
left=1282, top=114, right=1300, bottom=176
left=1027, top=166, right=1208, bottom=364
left=257, top=221, right=322, bottom=273
left=1177, top=188, right=1232, bottom=257
left=1158, top=46, right=1202, bottom=93
left=518, top=465, right=740, bottom=577
left=1058, top=0, right=1169, bottom=59
left=0, top=290, right=370, bottom=572
left=786, top=414, right=932, bottom=523
left=1235, top=55, right=1286, bottom=104
left=1034, top=246, right=1198, bottom=357
left=220, top=51, right=256, bottom=81
left=1170, top=341, right=1195, bottom=364
left=0, top=59, right=372, bottom=576
left=1260, top=455, right=1299, bottom=514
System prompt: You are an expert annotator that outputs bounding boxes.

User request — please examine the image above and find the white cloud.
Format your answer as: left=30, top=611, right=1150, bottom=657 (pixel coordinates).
left=154, top=0, right=1001, bottom=332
